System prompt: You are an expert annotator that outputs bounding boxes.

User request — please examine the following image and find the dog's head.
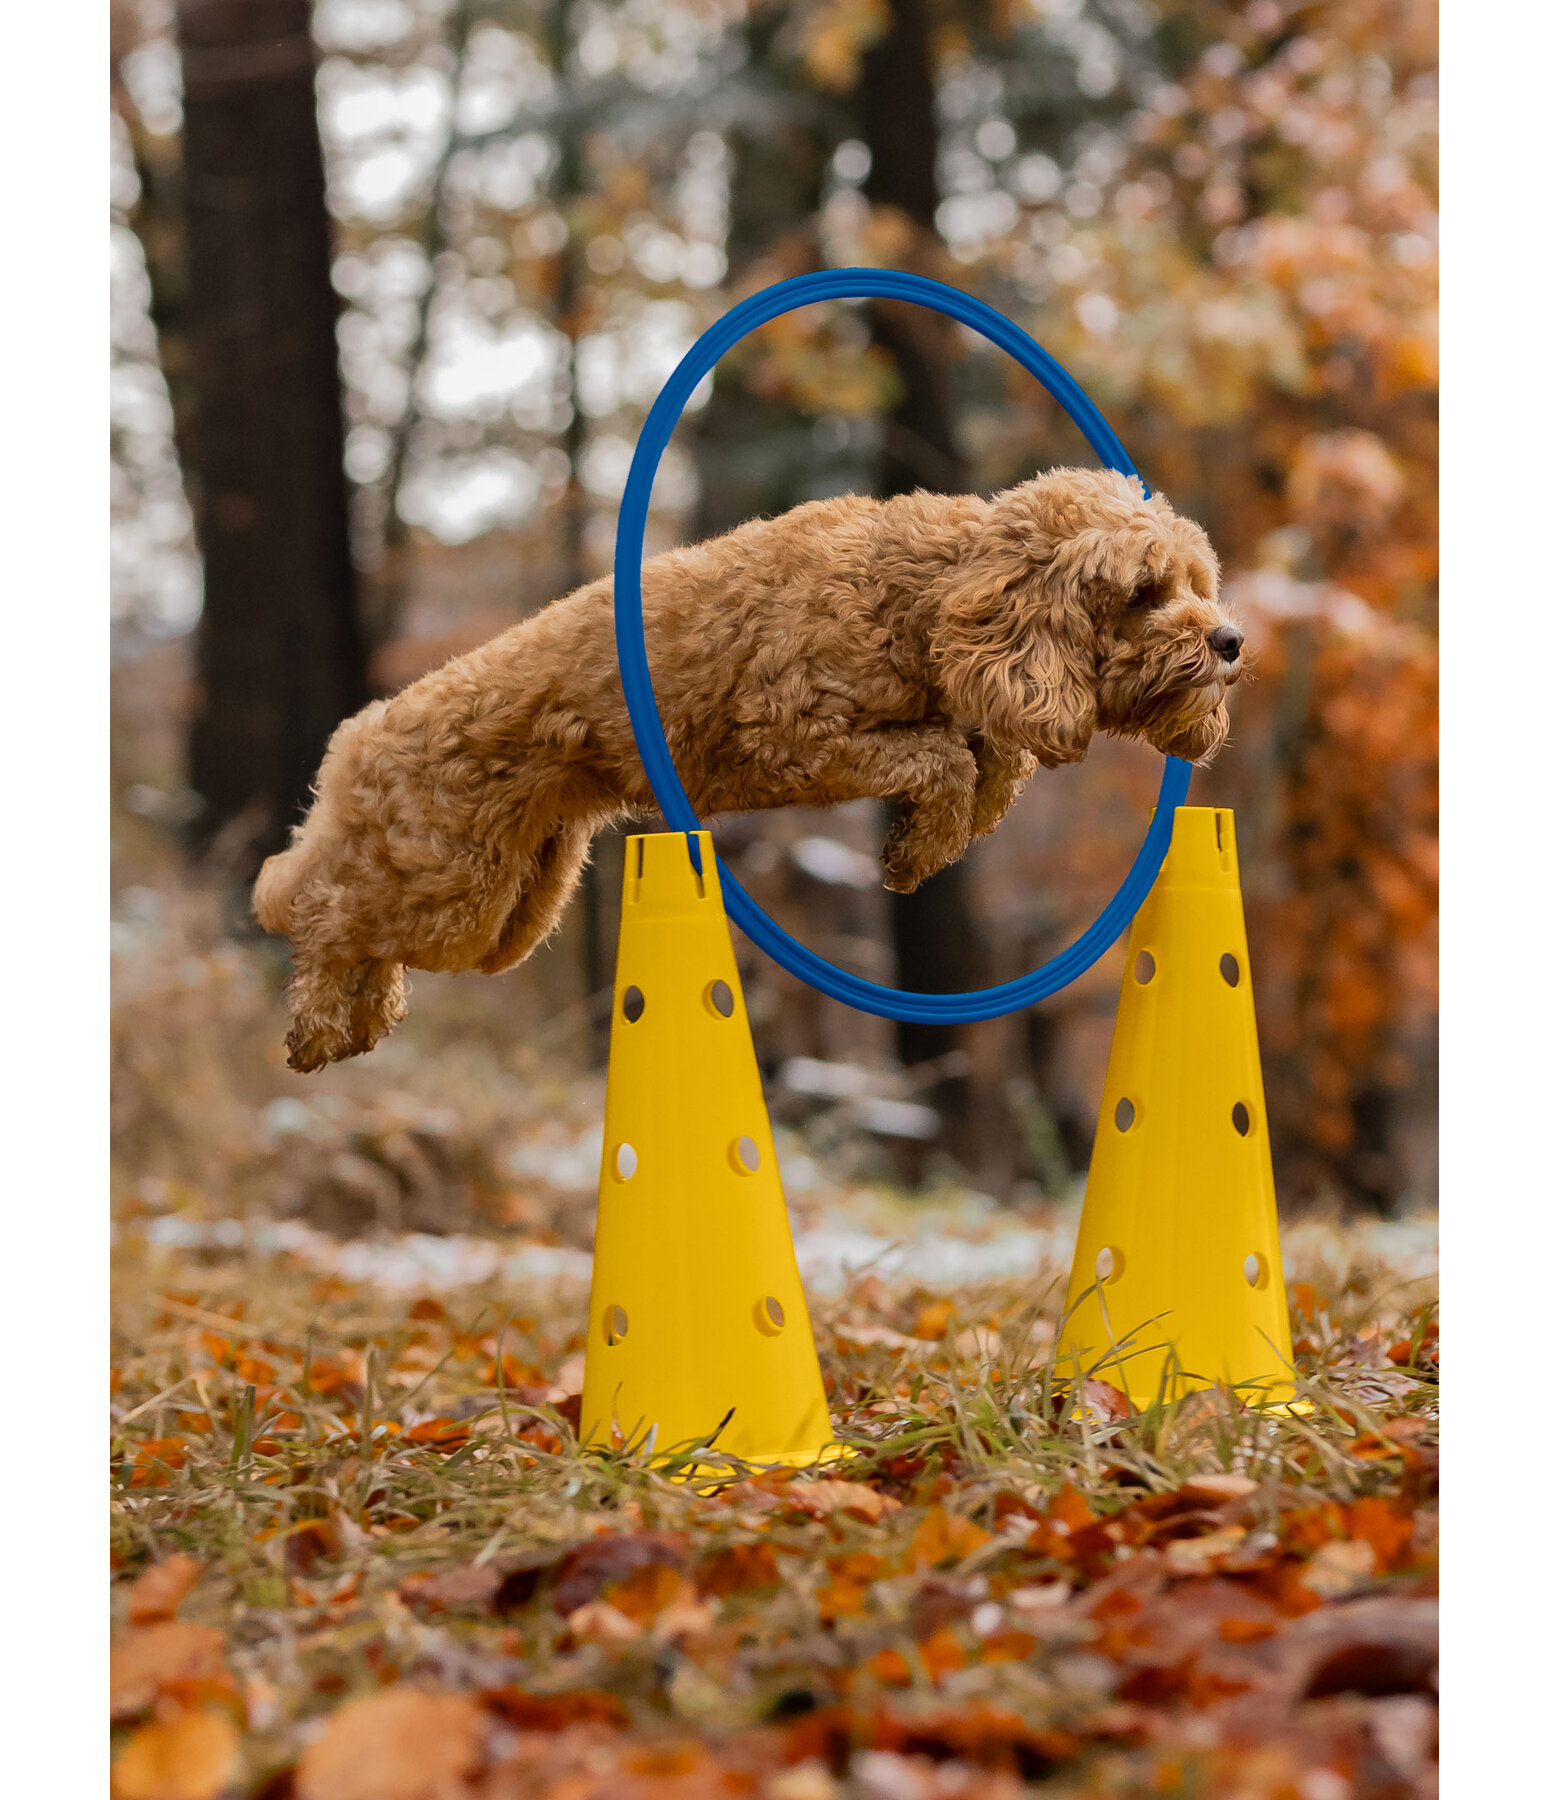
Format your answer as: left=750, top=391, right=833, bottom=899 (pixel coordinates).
left=931, top=467, right=1243, bottom=766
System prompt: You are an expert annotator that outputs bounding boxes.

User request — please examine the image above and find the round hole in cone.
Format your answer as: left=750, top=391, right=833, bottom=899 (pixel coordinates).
left=615, top=1142, right=638, bottom=1180
left=1232, top=1101, right=1252, bottom=1137
left=1219, top=953, right=1240, bottom=988
left=1243, top=1255, right=1265, bottom=1289
left=605, top=1304, right=629, bottom=1344
left=754, top=1296, right=785, bottom=1335
left=706, top=980, right=735, bottom=1017
left=622, top=985, right=645, bottom=1022
left=1095, top=1245, right=1125, bottom=1282
left=1114, top=1097, right=1136, bottom=1133
left=732, top=1134, right=760, bottom=1173
left=1134, top=951, right=1156, bottom=985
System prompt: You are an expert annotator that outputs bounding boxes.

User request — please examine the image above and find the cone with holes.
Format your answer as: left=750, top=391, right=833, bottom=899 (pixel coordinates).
left=1056, top=806, right=1296, bottom=1410
left=579, top=831, right=836, bottom=1467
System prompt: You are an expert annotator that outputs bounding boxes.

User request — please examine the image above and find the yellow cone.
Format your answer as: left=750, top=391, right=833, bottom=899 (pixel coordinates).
left=579, top=832, right=836, bottom=1467
left=1056, top=807, right=1296, bottom=1409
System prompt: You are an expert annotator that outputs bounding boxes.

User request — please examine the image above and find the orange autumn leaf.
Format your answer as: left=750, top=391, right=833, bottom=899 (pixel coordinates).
left=111, top=1622, right=231, bottom=1721
left=111, top=1707, right=240, bottom=1800
left=696, top=1542, right=780, bottom=1598
left=605, top=1562, right=688, bottom=1624
left=906, top=1506, right=992, bottom=1570
left=126, top=1555, right=205, bottom=1626
left=1219, top=1617, right=1278, bottom=1643
left=909, top=1298, right=956, bottom=1341
left=1344, top=1497, right=1414, bottom=1572
left=294, top=1688, right=488, bottom=1800
left=403, top=1417, right=472, bottom=1452
left=817, top=1551, right=887, bottom=1621
left=918, top=1624, right=967, bottom=1681
left=864, top=1646, right=912, bottom=1687
left=980, top=1628, right=1040, bottom=1664
left=129, top=1437, right=188, bottom=1489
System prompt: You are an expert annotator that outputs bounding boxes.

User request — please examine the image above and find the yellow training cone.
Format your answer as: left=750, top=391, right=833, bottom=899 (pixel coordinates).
left=1056, top=807, right=1296, bottom=1410
left=579, top=832, right=836, bottom=1467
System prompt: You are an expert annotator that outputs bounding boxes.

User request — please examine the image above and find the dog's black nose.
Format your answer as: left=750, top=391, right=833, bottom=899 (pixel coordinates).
left=1207, top=625, right=1244, bottom=663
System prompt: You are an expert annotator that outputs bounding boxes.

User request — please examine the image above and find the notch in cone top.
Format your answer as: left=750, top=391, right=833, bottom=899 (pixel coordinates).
left=624, top=830, right=713, bottom=916
left=1155, top=805, right=1240, bottom=891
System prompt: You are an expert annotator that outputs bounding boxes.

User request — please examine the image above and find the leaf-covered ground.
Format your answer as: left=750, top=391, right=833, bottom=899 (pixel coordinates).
left=111, top=1217, right=1436, bottom=1800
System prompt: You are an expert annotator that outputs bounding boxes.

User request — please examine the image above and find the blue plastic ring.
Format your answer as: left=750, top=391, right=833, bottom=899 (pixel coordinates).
left=613, top=268, right=1191, bottom=1022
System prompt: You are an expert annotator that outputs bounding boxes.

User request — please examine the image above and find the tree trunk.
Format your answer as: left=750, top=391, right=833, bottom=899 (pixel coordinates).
left=859, top=0, right=987, bottom=1173
left=177, top=0, right=366, bottom=882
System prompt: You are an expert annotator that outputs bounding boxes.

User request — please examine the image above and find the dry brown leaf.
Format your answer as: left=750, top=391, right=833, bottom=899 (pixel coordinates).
left=907, top=1506, right=994, bottom=1570
left=126, top=1554, right=206, bottom=1625
left=542, top=1353, right=586, bottom=1402
left=111, top=1622, right=230, bottom=1721
left=1302, top=1538, right=1378, bottom=1598
left=782, top=1480, right=900, bottom=1524
left=1163, top=1525, right=1248, bottom=1575
left=111, top=1707, right=240, bottom=1800
left=567, top=1599, right=645, bottom=1644
left=832, top=1320, right=920, bottom=1353
left=294, top=1688, right=488, bottom=1800
left=1178, top=1474, right=1260, bottom=1505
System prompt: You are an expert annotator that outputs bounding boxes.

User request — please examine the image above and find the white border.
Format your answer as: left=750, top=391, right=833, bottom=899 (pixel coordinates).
left=1440, top=0, right=1549, bottom=1786
left=0, top=6, right=110, bottom=1792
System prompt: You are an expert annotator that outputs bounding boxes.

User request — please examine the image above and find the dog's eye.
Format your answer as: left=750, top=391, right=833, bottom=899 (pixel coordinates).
left=1127, top=580, right=1167, bottom=610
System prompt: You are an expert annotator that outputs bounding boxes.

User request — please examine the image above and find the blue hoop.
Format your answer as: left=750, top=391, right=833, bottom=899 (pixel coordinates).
left=613, top=268, right=1191, bottom=1023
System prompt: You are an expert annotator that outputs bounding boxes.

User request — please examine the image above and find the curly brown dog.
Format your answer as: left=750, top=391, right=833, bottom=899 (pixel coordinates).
left=255, top=466, right=1243, bottom=1071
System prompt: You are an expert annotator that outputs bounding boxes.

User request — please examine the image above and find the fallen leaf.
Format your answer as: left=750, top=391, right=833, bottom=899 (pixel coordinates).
left=696, top=1541, right=780, bottom=1597
left=766, top=1758, right=841, bottom=1800
left=1008, top=1581, right=1072, bottom=1612
left=605, top=1562, right=687, bottom=1624
left=111, top=1622, right=230, bottom=1721
left=909, top=1298, right=956, bottom=1341
left=126, top=1555, right=206, bottom=1625
left=832, top=1320, right=917, bottom=1352
left=1164, top=1526, right=1248, bottom=1575
left=294, top=1688, right=488, bottom=1800
left=783, top=1480, right=900, bottom=1525
left=1344, top=1496, right=1414, bottom=1572
left=478, top=1686, right=629, bottom=1731
left=567, top=1599, right=644, bottom=1644
left=1302, top=1537, right=1377, bottom=1597
left=817, top=1552, right=888, bottom=1621
left=111, top=1707, right=240, bottom=1800
left=403, top=1417, right=472, bottom=1452
left=1057, top=1379, right=1133, bottom=1425
left=1177, top=1474, right=1259, bottom=1505
left=906, top=1506, right=992, bottom=1570
left=129, top=1437, right=188, bottom=1489
left=543, top=1353, right=586, bottom=1402
left=398, top=1563, right=504, bottom=1615
left=550, top=1531, right=690, bottom=1616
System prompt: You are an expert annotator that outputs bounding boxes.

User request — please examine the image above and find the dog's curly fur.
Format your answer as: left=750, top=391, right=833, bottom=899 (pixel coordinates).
left=255, top=467, right=1242, bottom=1071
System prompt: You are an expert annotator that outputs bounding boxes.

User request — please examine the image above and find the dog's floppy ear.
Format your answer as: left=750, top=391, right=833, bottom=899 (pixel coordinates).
left=932, top=561, right=1098, bottom=767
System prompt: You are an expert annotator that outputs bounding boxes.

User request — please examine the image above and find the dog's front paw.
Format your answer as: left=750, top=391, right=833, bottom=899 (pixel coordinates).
left=284, top=959, right=408, bottom=1072
left=881, top=854, right=923, bottom=895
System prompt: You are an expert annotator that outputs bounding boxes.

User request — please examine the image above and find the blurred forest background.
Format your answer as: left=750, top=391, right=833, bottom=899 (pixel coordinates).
left=110, top=0, right=1437, bottom=1241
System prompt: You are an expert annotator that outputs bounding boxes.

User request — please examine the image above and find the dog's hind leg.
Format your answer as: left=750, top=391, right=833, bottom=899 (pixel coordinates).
left=283, top=950, right=408, bottom=1074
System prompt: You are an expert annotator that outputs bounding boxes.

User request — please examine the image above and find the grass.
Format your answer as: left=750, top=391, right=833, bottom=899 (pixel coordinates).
left=110, top=1216, right=1437, bottom=1799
